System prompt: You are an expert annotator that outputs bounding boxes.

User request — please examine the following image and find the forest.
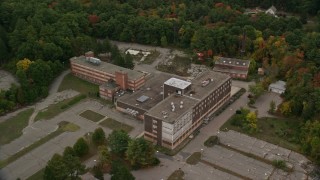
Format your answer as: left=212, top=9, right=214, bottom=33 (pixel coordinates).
left=0, top=0, right=319, bottom=163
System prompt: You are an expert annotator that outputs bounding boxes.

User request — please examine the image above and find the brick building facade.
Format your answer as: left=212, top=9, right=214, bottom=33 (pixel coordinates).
left=70, top=54, right=145, bottom=100
left=213, top=57, right=250, bottom=79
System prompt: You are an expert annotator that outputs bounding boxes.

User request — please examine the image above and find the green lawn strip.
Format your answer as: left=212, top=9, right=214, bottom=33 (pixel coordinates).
left=186, top=152, right=201, bottom=165
left=0, top=108, right=34, bottom=145
left=35, top=94, right=86, bottom=121
left=220, top=116, right=300, bottom=153
left=99, top=118, right=133, bottom=133
left=200, top=159, right=251, bottom=180
left=167, top=169, right=184, bottom=180
left=58, top=73, right=99, bottom=95
left=26, top=168, right=44, bottom=180
left=0, top=121, right=79, bottom=169
left=80, top=110, right=105, bottom=122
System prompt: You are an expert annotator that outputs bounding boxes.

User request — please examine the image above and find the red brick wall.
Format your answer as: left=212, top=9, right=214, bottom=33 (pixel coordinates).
left=115, top=71, right=128, bottom=90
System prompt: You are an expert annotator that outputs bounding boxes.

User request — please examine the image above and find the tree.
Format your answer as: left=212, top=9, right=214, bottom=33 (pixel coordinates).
left=160, top=36, right=168, bottom=47
left=244, top=111, right=258, bottom=133
left=73, top=137, right=89, bottom=157
left=249, top=82, right=265, bottom=104
left=92, top=165, right=104, bottom=180
left=124, top=53, right=134, bottom=69
left=92, top=128, right=106, bottom=146
left=107, top=130, right=130, bottom=156
left=110, top=161, right=135, bottom=180
left=269, top=100, right=276, bottom=114
left=301, top=120, right=320, bottom=164
left=280, top=101, right=292, bottom=116
left=44, top=154, right=68, bottom=180
left=62, top=148, right=85, bottom=179
left=126, top=138, right=156, bottom=167
left=98, top=145, right=111, bottom=165
left=16, top=58, right=32, bottom=71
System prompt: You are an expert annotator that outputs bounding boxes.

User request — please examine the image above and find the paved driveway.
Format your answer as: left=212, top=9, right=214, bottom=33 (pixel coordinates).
left=253, top=92, right=283, bottom=117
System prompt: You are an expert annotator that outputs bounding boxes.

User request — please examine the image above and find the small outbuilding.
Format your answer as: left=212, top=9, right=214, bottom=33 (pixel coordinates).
left=265, top=6, right=277, bottom=16
left=268, top=80, right=286, bottom=94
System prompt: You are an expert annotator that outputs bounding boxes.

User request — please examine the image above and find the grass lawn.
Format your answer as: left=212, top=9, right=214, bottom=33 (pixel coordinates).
left=80, top=110, right=105, bottom=122
left=186, top=152, right=201, bottom=165
left=26, top=168, right=44, bottom=180
left=35, top=94, right=86, bottom=121
left=99, top=118, right=133, bottom=133
left=167, top=169, right=184, bottom=180
left=0, top=121, right=79, bottom=169
left=0, top=108, right=34, bottom=145
left=58, top=73, right=99, bottom=95
left=221, top=116, right=301, bottom=152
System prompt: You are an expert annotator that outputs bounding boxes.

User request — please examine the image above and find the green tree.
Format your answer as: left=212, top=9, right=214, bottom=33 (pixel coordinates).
left=244, top=111, right=258, bottom=133
left=301, top=120, right=320, bottom=164
left=92, top=128, right=106, bottom=146
left=98, top=145, right=111, bottom=165
left=107, top=130, right=130, bottom=156
left=92, top=165, right=104, bottom=180
left=124, top=53, right=134, bottom=69
left=126, top=138, right=156, bottom=167
left=160, top=36, right=168, bottom=47
left=280, top=101, right=292, bottom=116
left=269, top=100, right=276, bottom=114
left=73, top=137, right=89, bottom=157
left=43, top=154, right=68, bottom=180
left=110, top=161, right=135, bottom=180
left=62, top=148, right=85, bottom=179
left=249, top=82, right=265, bottom=104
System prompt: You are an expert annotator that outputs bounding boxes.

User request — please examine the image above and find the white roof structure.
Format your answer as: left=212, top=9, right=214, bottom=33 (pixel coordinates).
left=269, top=80, right=286, bottom=91
left=164, top=78, right=191, bottom=89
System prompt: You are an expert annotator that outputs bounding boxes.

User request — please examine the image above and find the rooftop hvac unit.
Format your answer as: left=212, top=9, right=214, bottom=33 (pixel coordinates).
left=86, top=57, right=101, bottom=65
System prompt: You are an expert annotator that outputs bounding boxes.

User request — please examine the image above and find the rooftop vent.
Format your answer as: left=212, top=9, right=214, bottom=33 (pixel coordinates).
left=202, top=80, right=210, bottom=87
left=86, top=57, right=101, bottom=65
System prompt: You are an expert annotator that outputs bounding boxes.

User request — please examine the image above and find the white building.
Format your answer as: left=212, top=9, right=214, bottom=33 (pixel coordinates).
left=268, top=80, right=286, bottom=94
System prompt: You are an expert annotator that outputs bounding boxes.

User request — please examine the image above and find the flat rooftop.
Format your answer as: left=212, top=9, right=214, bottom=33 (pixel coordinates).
left=70, top=56, right=145, bottom=80
left=213, top=67, right=249, bottom=75
left=164, top=78, right=191, bottom=89
left=117, top=73, right=177, bottom=111
left=188, top=71, right=230, bottom=100
left=147, top=71, right=230, bottom=123
left=146, top=94, right=198, bottom=123
left=215, top=57, right=250, bottom=67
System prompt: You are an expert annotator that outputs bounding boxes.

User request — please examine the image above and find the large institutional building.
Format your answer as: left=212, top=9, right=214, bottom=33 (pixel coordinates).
left=116, top=71, right=231, bottom=149
left=70, top=53, right=146, bottom=99
left=70, top=52, right=232, bottom=150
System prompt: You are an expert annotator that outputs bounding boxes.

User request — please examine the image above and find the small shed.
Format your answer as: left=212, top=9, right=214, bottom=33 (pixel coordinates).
left=265, top=6, right=277, bottom=16
left=268, top=80, right=286, bottom=94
